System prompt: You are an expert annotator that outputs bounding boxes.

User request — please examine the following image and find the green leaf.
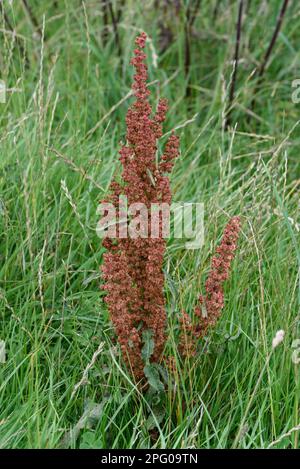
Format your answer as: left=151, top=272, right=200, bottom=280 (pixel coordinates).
left=0, top=340, right=6, bottom=364
left=146, top=405, right=166, bottom=431
left=144, top=364, right=164, bottom=392
left=79, top=431, right=103, bottom=449
left=153, top=363, right=169, bottom=383
left=146, top=168, right=156, bottom=187
left=60, top=398, right=110, bottom=448
left=141, top=330, right=154, bottom=363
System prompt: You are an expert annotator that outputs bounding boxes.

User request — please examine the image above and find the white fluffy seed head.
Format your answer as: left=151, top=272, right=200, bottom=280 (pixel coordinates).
left=272, top=330, right=285, bottom=349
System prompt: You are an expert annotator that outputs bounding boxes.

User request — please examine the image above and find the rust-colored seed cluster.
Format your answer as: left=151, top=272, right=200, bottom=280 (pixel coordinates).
left=101, top=32, right=241, bottom=378
left=101, top=32, right=179, bottom=379
left=179, top=216, right=241, bottom=357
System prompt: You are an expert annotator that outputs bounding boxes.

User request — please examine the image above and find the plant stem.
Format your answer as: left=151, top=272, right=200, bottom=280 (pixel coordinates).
left=0, top=0, right=28, bottom=66
left=184, top=0, right=202, bottom=98
left=101, top=0, right=109, bottom=46
left=21, top=0, right=44, bottom=39
left=233, top=352, right=272, bottom=448
left=250, top=0, right=290, bottom=114
left=257, top=0, right=289, bottom=79
left=108, top=1, right=122, bottom=65
left=225, top=0, right=244, bottom=128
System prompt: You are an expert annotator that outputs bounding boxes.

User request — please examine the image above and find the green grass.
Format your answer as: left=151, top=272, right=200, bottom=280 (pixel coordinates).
left=0, top=0, right=299, bottom=449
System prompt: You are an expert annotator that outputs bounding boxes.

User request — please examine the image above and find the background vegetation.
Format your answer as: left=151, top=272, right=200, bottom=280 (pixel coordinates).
left=0, top=0, right=299, bottom=448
